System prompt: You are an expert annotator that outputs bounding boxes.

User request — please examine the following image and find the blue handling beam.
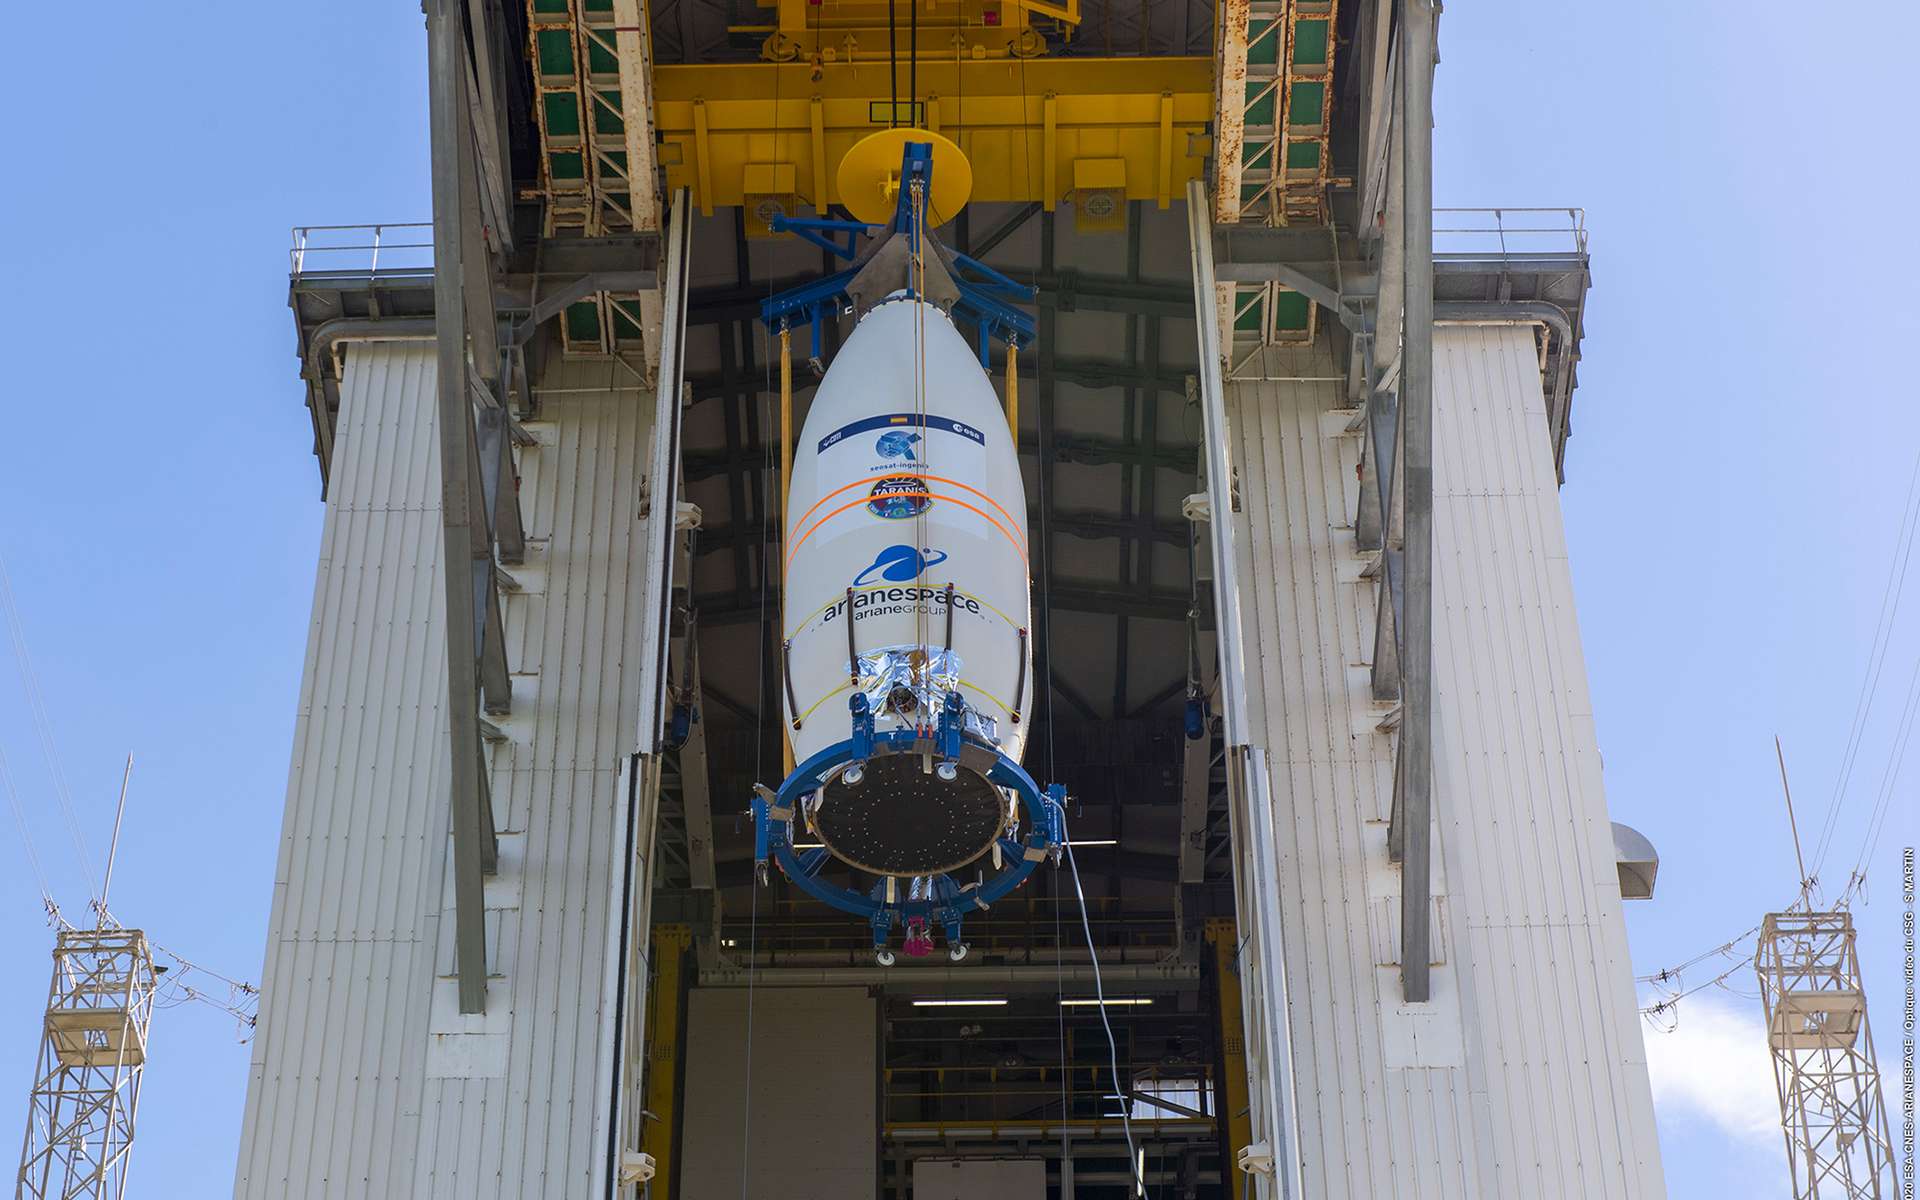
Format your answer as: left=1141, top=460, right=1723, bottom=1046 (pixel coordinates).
left=759, top=141, right=1037, bottom=365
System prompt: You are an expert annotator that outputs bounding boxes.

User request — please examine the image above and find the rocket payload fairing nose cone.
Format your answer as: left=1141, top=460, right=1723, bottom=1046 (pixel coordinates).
left=780, top=297, right=1032, bottom=878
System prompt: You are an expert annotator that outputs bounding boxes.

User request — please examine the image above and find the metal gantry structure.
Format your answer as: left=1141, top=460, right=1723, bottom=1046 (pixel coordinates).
left=1754, top=911, right=1899, bottom=1199
left=13, top=928, right=156, bottom=1200
left=251, top=0, right=1643, bottom=1193
left=1207, top=0, right=1440, bottom=1011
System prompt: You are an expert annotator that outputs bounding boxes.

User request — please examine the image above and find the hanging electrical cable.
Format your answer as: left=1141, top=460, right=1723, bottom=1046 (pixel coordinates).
left=1055, top=798, right=1144, bottom=1197
left=1634, top=923, right=1763, bottom=986
left=150, top=940, right=261, bottom=1042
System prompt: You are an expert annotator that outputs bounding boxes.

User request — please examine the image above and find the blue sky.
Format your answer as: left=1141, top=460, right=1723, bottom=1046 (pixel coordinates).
left=0, top=2, right=1913, bottom=1197
left=1437, top=2, right=1920, bottom=1195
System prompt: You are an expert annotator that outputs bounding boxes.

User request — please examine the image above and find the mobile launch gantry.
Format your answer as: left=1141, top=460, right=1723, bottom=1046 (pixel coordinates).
left=243, top=0, right=1670, bottom=1196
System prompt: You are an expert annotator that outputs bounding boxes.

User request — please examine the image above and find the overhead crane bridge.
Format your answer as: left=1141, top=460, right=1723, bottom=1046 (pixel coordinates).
left=243, top=1, right=1668, bottom=1197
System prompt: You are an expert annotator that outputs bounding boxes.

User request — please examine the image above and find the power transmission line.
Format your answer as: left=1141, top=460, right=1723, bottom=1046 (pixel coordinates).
left=1810, top=447, right=1920, bottom=881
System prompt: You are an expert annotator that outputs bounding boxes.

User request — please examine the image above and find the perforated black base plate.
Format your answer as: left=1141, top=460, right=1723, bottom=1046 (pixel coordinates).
left=815, top=755, right=1007, bottom=876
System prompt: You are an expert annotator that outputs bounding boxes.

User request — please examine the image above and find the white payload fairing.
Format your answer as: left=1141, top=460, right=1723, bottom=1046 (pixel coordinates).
left=781, top=293, right=1033, bottom=878
left=751, top=129, right=1060, bottom=960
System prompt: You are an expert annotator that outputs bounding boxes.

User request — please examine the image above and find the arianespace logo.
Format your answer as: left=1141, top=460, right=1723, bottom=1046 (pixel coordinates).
left=853, top=544, right=949, bottom=586
left=825, top=550, right=982, bottom=623
left=876, top=430, right=921, bottom=461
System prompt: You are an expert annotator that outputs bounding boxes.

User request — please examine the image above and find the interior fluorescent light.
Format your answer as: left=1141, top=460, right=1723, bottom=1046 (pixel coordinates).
left=1067, top=838, right=1118, bottom=846
left=792, top=842, right=824, bottom=850
left=1060, top=997, right=1153, bottom=1007
left=911, top=998, right=1010, bottom=1008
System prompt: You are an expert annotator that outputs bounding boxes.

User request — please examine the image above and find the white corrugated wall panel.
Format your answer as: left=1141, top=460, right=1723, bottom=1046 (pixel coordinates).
left=1224, top=327, right=1661, bottom=1197
left=1428, top=324, right=1663, bottom=1196
left=1230, top=342, right=1446, bottom=1198
left=236, top=346, right=659, bottom=1199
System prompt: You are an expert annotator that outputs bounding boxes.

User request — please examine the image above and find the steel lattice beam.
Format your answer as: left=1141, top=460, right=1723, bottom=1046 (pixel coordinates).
left=14, top=930, right=156, bottom=1200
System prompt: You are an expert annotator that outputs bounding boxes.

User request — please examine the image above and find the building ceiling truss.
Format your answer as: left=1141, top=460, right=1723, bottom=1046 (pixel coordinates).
left=1213, top=0, right=1339, bottom=351
left=524, top=0, right=665, bottom=363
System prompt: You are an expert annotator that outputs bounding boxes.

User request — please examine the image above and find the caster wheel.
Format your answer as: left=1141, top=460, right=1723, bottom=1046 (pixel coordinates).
left=948, top=942, right=969, bottom=963
left=875, top=948, right=897, bottom=967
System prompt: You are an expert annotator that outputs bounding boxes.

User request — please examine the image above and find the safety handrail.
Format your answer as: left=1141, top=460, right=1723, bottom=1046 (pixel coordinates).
left=290, top=222, right=434, bottom=280
left=1432, top=206, right=1587, bottom=262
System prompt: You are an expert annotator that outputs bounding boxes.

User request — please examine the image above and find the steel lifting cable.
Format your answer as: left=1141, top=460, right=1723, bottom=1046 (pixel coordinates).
left=911, top=182, right=934, bottom=701
left=887, top=0, right=900, bottom=128
left=987, top=41, right=1079, bottom=1181
left=1052, top=825, right=1070, bottom=1180
left=1006, top=3, right=1050, bottom=783
left=738, top=148, right=788, bottom=1187
left=952, top=0, right=966, bottom=168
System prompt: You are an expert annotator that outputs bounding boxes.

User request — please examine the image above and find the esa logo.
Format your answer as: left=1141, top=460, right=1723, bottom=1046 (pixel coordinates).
left=876, top=430, right=921, bottom=461
left=853, top=544, right=949, bottom=586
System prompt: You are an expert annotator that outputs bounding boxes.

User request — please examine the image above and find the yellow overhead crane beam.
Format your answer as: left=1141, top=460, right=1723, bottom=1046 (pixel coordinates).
left=640, top=924, right=692, bottom=1195
left=654, top=55, right=1212, bottom=217
left=755, top=0, right=1078, bottom=58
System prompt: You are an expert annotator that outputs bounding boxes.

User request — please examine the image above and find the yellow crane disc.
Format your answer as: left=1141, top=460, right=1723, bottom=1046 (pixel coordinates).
left=835, top=128, right=973, bottom=227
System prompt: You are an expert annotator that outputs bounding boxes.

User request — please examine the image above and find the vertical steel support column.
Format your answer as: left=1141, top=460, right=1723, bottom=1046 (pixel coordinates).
left=593, top=191, right=691, bottom=1198
left=638, top=192, right=694, bottom=754
left=1397, top=0, right=1436, bottom=1005
left=1184, top=179, right=1248, bottom=745
left=1187, top=179, right=1302, bottom=1200
left=427, top=0, right=490, bottom=1015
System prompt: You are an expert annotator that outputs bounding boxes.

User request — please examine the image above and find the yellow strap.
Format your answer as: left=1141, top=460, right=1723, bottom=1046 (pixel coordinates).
left=779, top=326, right=793, bottom=545
left=780, top=326, right=796, bottom=775
left=1006, top=342, right=1019, bottom=437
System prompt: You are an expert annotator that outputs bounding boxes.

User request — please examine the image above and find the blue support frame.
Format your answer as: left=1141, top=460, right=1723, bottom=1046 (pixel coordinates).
left=750, top=143, right=1054, bottom=954
left=758, top=142, right=1038, bottom=363
left=752, top=701, right=1064, bottom=955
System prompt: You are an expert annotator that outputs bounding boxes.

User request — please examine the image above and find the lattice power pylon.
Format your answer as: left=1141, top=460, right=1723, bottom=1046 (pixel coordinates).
left=1755, top=911, right=1898, bottom=1198
left=13, top=927, right=156, bottom=1200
